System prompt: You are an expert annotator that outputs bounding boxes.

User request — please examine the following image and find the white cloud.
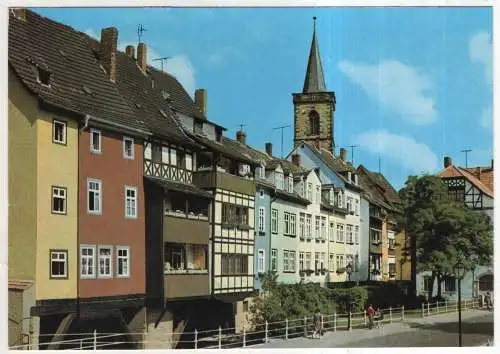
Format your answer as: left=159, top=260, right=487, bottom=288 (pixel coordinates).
left=119, top=42, right=196, bottom=98
left=208, top=47, right=242, bottom=67
left=338, top=60, right=437, bottom=125
left=84, top=28, right=99, bottom=40
left=480, top=105, right=492, bottom=129
left=354, top=129, right=438, bottom=174
left=469, top=32, right=492, bottom=84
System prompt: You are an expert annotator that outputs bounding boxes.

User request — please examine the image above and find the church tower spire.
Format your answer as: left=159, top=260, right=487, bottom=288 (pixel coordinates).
left=293, top=17, right=336, bottom=154
left=303, top=16, right=327, bottom=93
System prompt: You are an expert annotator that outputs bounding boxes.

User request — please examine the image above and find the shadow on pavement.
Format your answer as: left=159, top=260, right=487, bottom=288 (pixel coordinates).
left=405, top=317, right=494, bottom=336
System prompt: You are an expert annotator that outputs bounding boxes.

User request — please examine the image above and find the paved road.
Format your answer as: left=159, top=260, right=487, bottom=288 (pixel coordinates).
left=254, top=310, right=493, bottom=348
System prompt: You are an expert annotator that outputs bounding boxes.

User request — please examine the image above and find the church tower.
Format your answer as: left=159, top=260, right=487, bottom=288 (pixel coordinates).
left=293, top=17, right=336, bottom=154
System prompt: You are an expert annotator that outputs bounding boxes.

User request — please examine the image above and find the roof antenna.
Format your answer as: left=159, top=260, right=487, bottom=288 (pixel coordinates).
left=238, top=124, right=246, bottom=132
left=378, top=156, right=381, bottom=174
left=461, top=149, right=472, bottom=168
left=137, top=24, right=147, bottom=44
left=347, top=145, right=359, bottom=165
left=273, top=124, right=291, bottom=159
left=153, top=57, right=171, bottom=72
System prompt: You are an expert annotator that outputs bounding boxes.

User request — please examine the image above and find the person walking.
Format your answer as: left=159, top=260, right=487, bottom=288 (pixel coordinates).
left=313, top=309, right=322, bottom=339
left=367, top=304, right=376, bottom=330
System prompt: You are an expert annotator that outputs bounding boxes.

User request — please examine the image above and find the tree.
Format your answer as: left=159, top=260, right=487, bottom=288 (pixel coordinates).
left=399, top=175, right=493, bottom=298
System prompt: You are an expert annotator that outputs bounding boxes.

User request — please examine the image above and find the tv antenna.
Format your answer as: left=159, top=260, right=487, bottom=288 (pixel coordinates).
left=153, top=57, right=171, bottom=72
left=461, top=149, right=472, bottom=168
left=137, top=24, right=147, bottom=43
left=273, top=125, right=291, bottom=159
left=237, top=124, right=247, bottom=132
left=378, top=156, right=381, bottom=174
left=347, top=145, right=359, bottom=165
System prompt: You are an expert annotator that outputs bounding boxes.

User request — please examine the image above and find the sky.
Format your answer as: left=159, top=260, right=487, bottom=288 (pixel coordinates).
left=32, top=6, right=493, bottom=190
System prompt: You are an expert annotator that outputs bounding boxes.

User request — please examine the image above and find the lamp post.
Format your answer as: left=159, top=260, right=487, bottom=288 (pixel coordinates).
left=346, top=263, right=353, bottom=283
left=453, top=254, right=467, bottom=347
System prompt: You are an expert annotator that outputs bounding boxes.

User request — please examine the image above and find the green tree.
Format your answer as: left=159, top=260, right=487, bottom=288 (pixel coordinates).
left=399, top=175, right=493, bottom=298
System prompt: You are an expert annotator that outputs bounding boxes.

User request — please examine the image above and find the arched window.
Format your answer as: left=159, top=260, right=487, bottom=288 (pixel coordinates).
left=478, top=274, right=493, bottom=292
left=309, top=110, right=320, bottom=136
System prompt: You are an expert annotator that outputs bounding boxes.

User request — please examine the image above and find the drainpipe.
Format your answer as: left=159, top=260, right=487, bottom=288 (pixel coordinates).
left=268, top=188, right=277, bottom=273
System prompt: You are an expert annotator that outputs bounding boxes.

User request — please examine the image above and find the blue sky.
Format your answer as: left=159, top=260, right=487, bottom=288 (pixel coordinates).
left=33, top=7, right=493, bottom=189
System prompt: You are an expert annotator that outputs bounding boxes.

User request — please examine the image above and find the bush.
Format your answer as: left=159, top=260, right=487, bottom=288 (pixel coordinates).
left=329, top=287, right=368, bottom=313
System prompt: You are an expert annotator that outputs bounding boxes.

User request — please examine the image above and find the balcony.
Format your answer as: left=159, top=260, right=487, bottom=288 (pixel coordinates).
left=369, top=207, right=383, bottom=220
left=164, top=272, right=210, bottom=299
left=164, top=214, right=209, bottom=244
left=193, top=170, right=256, bottom=195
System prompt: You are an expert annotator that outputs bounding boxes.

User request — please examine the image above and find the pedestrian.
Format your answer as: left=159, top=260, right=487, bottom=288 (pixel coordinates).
left=485, top=292, right=492, bottom=311
left=367, top=304, right=376, bottom=330
left=313, top=309, right=322, bottom=339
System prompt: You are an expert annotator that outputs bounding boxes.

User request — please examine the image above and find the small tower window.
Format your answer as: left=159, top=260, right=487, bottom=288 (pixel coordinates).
left=37, top=67, right=52, bottom=86
left=309, top=110, right=320, bottom=136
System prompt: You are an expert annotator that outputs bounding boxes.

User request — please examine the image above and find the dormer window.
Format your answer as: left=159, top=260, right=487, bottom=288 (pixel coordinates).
left=336, top=191, right=343, bottom=208
left=353, top=174, right=358, bottom=185
left=347, top=171, right=352, bottom=182
left=37, top=67, right=51, bottom=86
left=288, top=175, right=294, bottom=193
left=275, top=172, right=284, bottom=190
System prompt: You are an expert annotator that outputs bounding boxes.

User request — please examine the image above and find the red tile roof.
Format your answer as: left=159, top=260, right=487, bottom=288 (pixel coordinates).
left=438, top=165, right=494, bottom=198
left=464, top=167, right=494, bottom=192
left=8, top=279, right=34, bottom=291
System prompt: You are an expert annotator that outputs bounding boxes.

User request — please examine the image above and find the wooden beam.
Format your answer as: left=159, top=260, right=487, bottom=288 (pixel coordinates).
left=46, top=313, right=75, bottom=350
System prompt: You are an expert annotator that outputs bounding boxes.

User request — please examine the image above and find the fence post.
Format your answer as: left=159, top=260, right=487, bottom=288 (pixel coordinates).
left=304, top=316, right=307, bottom=337
left=421, top=303, right=425, bottom=318
left=243, top=327, right=246, bottom=347
left=389, top=307, right=393, bottom=323
left=401, top=305, right=405, bottom=321
left=445, top=300, right=448, bottom=313
left=348, top=312, right=352, bottom=331
left=436, top=301, right=439, bottom=314
left=80, top=339, right=83, bottom=350
left=218, top=326, right=222, bottom=349
left=194, top=329, right=198, bottom=349
left=321, top=315, right=324, bottom=332
left=364, top=310, right=367, bottom=325
left=334, top=313, right=337, bottom=332
left=265, top=321, right=269, bottom=343
left=427, top=302, right=430, bottom=316
left=93, top=330, right=97, bottom=350
left=285, top=318, right=288, bottom=340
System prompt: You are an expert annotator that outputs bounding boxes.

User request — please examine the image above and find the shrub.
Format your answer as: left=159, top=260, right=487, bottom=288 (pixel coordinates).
left=329, top=286, right=368, bottom=313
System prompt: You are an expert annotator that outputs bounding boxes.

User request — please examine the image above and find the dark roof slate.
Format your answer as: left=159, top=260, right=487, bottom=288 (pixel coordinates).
left=145, top=176, right=213, bottom=198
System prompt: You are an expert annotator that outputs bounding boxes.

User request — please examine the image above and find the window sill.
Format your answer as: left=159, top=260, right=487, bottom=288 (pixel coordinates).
left=49, top=275, right=68, bottom=280
left=165, top=211, right=209, bottom=221
left=51, top=210, right=67, bottom=215
left=164, top=269, right=209, bottom=275
left=284, top=233, right=296, bottom=238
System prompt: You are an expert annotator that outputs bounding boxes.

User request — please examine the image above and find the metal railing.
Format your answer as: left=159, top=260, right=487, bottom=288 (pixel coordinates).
left=9, top=299, right=481, bottom=350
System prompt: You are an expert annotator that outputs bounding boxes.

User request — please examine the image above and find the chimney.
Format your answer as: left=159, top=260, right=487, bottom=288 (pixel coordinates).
left=339, top=148, right=347, bottom=161
left=194, top=89, right=207, bottom=116
left=125, top=45, right=135, bottom=59
left=137, top=42, right=147, bottom=72
left=265, top=143, right=273, bottom=156
left=491, top=159, right=494, bottom=169
left=100, top=27, right=118, bottom=82
left=292, top=153, right=301, bottom=167
left=444, top=156, right=452, bottom=168
left=236, top=130, right=247, bottom=145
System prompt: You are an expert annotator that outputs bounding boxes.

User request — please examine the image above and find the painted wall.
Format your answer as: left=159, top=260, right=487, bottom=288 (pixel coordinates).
left=8, top=69, right=38, bottom=282
left=36, top=114, right=78, bottom=301
left=78, top=128, right=145, bottom=298
left=359, top=198, right=370, bottom=281
left=253, top=186, right=271, bottom=290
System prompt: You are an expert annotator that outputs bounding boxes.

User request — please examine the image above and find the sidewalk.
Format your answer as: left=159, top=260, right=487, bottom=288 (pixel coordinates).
left=253, top=310, right=491, bottom=348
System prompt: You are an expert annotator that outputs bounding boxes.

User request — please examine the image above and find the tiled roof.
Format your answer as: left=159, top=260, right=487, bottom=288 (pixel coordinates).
left=302, top=21, right=326, bottom=93
left=438, top=164, right=494, bottom=198
left=145, top=176, right=213, bottom=198
left=8, top=10, right=145, bottom=132
left=464, top=166, right=494, bottom=192
left=8, top=279, right=34, bottom=291
left=357, top=165, right=402, bottom=213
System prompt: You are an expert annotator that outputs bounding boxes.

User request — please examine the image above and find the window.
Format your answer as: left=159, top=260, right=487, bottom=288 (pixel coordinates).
left=271, top=209, right=278, bottom=233
left=305, top=214, right=312, bottom=240
left=161, top=145, right=169, bottom=163
left=50, top=250, right=67, bottom=278
left=117, top=246, right=130, bottom=278
left=314, top=252, right=320, bottom=273
left=316, top=186, right=321, bottom=205
left=221, top=254, right=248, bottom=275
left=284, top=212, right=296, bottom=236
left=87, top=179, right=102, bottom=215
left=478, top=274, right=493, bottom=291
left=258, top=249, right=265, bottom=273
left=53, top=119, right=66, bottom=145
left=389, top=262, right=396, bottom=277
left=329, top=253, right=335, bottom=271
left=80, top=246, right=96, bottom=279
left=329, top=222, right=335, bottom=241
left=336, top=191, right=343, bottom=208
left=124, top=186, right=137, bottom=219
left=307, top=183, right=313, bottom=202
left=37, top=67, right=52, bottom=86
left=290, top=214, right=296, bottom=236
left=320, top=252, right=326, bottom=271
left=271, top=249, right=277, bottom=271
left=258, top=207, right=265, bottom=232
left=423, top=276, right=433, bottom=291
left=336, top=255, right=344, bottom=270
left=290, top=251, right=296, bottom=272
left=283, top=250, right=289, bottom=272
left=284, top=212, right=290, bottom=235
left=299, top=252, right=304, bottom=271
left=321, top=217, right=327, bottom=240
left=98, top=246, right=112, bottom=278
left=337, top=224, right=344, bottom=242
left=123, top=137, right=134, bottom=159
left=90, top=129, right=101, bottom=153
left=354, top=255, right=359, bottom=272
left=346, top=254, right=353, bottom=270
left=355, top=226, right=359, bottom=244
left=51, top=186, right=67, bottom=214
left=370, top=228, right=381, bottom=243
left=315, top=216, right=320, bottom=241
left=185, top=153, right=193, bottom=171
left=305, top=252, right=312, bottom=270
left=288, top=175, right=294, bottom=192
left=275, top=172, right=284, bottom=190
left=309, top=110, right=320, bottom=135
left=299, top=213, right=305, bottom=239
left=444, top=276, right=456, bottom=292
left=346, top=225, right=353, bottom=244
left=346, top=197, right=353, bottom=213
left=355, top=199, right=359, bottom=215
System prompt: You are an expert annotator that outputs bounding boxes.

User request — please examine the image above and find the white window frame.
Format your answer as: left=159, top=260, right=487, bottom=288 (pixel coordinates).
left=90, top=128, right=102, bottom=153
left=87, top=178, right=102, bottom=215
left=258, top=207, right=265, bottom=232
left=185, top=152, right=193, bottom=171
left=271, top=209, right=278, bottom=233
left=290, top=213, right=296, bottom=236
left=329, top=253, right=335, bottom=271
left=50, top=250, right=67, bottom=278
left=290, top=251, right=296, bottom=272
left=315, top=216, right=320, bottom=240
left=258, top=249, right=265, bottom=273
left=299, top=252, right=305, bottom=271
left=288, top=175, right=294, bottom=192
left=116, top=246, right=130, bottom=278
left=299, top=213, right=305, bottom=239
left=337, top=224, right=344, bottom=243
left=305, top=252, right=312, bottom=270
left=80, top=245, right=96, bottom=279
left=125, top=186, right=138, bottom=219
left=347, top=224, right=353, bottom=243
left=283, top=250, right=289, bottom=272
left=52, top=119, right=67, bottom=145
left=284, top=212, right=290, bottom=235
left=305, top=214, right=312, bottom=240
left=329, top=222, right=335, bottom=241
left=123, top=136, right=135, bottom=160
left=98, top=245, right=113, bottom=279
left=271, top=249, right=277, bottom=271
left=355, top=226, right=360, bottom=244
left=51, top=186, right=67, bottom=214
left=321, top=217, right=327, bottom=240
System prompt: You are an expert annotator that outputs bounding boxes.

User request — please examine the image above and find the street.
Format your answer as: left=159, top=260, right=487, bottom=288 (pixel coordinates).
left=253, top=310, right=493, bottom=348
